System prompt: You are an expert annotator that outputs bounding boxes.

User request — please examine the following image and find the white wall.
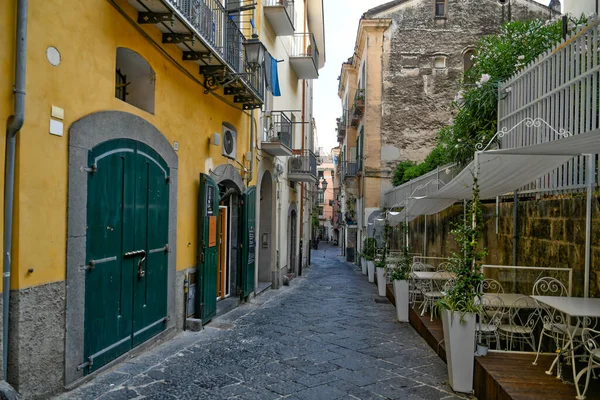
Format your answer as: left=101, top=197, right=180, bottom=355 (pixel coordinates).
left=564, top=0, right=597, bottom=16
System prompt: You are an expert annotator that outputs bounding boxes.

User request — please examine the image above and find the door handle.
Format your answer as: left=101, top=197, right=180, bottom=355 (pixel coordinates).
left=124, top=250, right=147, bottom=278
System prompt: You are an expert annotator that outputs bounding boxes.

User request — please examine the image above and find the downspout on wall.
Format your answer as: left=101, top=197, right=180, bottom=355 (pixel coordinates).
left=3, top=0, right=28, bottom=381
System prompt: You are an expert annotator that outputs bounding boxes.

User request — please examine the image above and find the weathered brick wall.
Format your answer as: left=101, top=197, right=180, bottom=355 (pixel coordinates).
left=403, top=196, right=600, bottom=297
left=375, top=0, right=555, bottom=169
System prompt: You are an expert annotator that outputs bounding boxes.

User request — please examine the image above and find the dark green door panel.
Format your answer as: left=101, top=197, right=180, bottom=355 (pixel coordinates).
left=132, top=142, right=169, bottom=346
left=85, top=139, right=169, bottom=374
left=241, top=186, right=256, bottom=298
left=85, top=139, right=136, bottom=373
left=198, top=174, right=219, bottom=323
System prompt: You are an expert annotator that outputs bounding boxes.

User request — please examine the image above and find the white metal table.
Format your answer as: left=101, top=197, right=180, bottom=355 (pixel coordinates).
left=411, top=271, right=456, bottom=280
left=531, top=296, right=600, bottom=399
left=479, top=293, right=537, bottom=309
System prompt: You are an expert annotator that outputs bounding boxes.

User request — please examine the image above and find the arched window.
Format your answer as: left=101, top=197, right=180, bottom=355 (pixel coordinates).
left=463, top=49, right=476, bottom=75
left=115, top=48, right=155, bottom=114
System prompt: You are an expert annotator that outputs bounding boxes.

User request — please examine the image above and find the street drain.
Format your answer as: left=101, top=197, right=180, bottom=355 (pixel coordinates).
left=374, top=297, right=390, bottom=304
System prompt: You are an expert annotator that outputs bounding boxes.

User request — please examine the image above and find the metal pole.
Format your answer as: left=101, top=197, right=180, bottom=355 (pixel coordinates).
left=513, top=190, right=518, bottom=293
left=584, top=154, right=594, bottom=298
left=4, top=0, right=28, bottom=381
left=423, top=215, right=427, bottom=256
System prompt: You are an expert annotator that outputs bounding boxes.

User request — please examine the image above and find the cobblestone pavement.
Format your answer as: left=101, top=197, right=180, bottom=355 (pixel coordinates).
left=57, top=244, right=465, bottom=400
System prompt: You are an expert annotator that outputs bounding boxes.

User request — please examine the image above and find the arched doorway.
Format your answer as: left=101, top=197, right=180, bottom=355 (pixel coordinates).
left=258, top=171, right=273, bottom=286
left=289, top=209, right=297, bottom=273
left=66, top=111, right=178, bottom=384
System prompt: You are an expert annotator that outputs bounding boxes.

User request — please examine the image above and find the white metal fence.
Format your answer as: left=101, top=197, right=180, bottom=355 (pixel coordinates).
left=383, top=163, right=461, bottom=208
left=498, top=17, right=600, bottom=195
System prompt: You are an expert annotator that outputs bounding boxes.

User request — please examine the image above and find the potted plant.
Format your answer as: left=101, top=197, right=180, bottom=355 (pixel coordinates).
left=437, top=176, right=485, bottom=394
left=390, top=233, right=412, bottom=322
left=360, top=239, right=368, bottom=275
left=375, top=259, right=387, bottom=296
left=364, top=238, right=376, bottom=283
left=375, top=217, right=391, bottom=296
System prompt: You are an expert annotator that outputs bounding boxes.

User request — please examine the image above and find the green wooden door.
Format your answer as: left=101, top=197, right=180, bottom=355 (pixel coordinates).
left=84, top=139, right=169, bottom=374
left=198, top=174, right=219, bottom=323
left=241, top=186, right=256, bottom=297
left=132, top=142, right=169, bottom=346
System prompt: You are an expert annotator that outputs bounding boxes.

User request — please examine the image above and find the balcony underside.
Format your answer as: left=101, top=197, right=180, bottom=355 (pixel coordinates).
left=289, top=57, right=319, bottom=79
left=128, top=0, right=263, bottom=109
left=288, top=173, right=317, bottom=183
left=262, top=142, right=293, bottom=157
left=264, top=5, right=295, bottom=36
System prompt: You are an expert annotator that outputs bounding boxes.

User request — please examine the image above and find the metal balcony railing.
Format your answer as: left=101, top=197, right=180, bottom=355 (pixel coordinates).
left=264, top=111, right=292, bottom=148
left=165, top=0, right=264, bottom=102
left=337, top=111, right=348, bottom=141
left=341, top=161, right=358, bottom=181
left=351, top=89, right=365, bottom=127
left=264, top=0, right=295, bottom=28
left=288, top=150, right=317, bottom=180
left=290, top=33, right=319, bottom=69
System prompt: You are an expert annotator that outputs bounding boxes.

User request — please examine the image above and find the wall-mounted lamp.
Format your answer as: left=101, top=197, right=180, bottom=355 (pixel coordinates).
left=243, top=34, right=266, bottom=71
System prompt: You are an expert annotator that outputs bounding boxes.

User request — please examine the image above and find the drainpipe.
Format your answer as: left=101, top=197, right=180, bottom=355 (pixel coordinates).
left=4, top=0, right=28, bottom=381
left=249, top=110, right=254, bottom=186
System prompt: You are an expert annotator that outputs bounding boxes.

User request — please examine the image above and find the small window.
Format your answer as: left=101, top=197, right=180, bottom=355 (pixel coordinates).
left=115, top=48, right=155, bottom=114
left=435, top=0, right=446, bottom=17
left=434, top=56, right=446, bottom=69
left=318, top=190, right=325, bottom=204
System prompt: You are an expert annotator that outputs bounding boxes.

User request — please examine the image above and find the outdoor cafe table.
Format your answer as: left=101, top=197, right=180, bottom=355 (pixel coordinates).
left=479, top=293, right=537, bottom=309
left=531, top=296, right=600, bottom=399
left=411, top=271, right=456, bottom=280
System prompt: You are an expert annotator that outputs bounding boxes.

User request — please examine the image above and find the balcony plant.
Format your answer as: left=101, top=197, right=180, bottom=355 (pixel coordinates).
left=390, top=223, right=412, bottom=322
left=437, top=176, right=485, bottom=393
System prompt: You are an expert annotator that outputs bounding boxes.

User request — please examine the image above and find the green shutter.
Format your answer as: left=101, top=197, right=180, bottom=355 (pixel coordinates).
left=241, top=186, right=256, bottom=297
left=198, top=174, right=219, bottom=323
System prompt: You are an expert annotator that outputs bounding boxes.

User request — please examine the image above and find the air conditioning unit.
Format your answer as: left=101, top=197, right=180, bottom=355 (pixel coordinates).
left=222, top=127, right=237, bottom=159
left=290, top=157, right=303, bottom=170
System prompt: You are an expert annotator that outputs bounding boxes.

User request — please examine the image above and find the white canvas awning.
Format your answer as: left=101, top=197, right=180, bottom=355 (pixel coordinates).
left=402, top=128, right=600, bottom=219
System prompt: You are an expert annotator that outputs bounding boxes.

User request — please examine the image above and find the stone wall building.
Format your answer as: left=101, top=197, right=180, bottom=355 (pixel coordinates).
left=336, top=0, right=557, bottom=258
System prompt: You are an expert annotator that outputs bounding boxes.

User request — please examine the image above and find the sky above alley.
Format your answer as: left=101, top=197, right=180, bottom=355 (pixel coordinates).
left=313, top=0, right=551, bottom=155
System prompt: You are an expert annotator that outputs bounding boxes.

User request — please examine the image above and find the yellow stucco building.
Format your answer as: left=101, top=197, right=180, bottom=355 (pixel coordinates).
left=1, top=0, right=325, bottom=398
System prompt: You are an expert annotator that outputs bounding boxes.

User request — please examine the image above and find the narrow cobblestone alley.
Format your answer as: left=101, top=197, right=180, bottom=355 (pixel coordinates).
left=57, top=244, right=463, bottom=400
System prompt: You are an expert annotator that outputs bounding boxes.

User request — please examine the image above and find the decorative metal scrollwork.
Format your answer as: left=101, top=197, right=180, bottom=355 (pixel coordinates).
left=475, top=117, right=572, bottom=152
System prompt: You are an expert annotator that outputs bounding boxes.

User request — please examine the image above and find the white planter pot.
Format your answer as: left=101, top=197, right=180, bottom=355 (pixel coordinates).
left=361, top=258, right=367, bottom=275
left=393, top=280, right=409, bottom=322
left=441, top=310, right=476, bottom=394
left=376, top=267, right=386, bottom=296
left=367, top=261, right=375, bottom=283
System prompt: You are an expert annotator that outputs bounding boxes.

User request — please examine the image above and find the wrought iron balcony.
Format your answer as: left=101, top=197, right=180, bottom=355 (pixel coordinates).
left=337, top=111, right=348, bottom=142
left=350, top=89, right=365, bottom=128
left=264, top=0, right=295, bottom=36
left=341, top=161, right=358, bottom=182
left=289, top=33, right=319, bottom=79
left=262, top=111, right=293, bottom=156
left=129, top=0, right=264, bottom=109
left=288, top=150, right=317, bottom=183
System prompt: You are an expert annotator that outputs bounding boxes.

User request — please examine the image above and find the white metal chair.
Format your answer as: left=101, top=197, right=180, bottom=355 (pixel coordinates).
left=409, top=262, right=427, bottom=307
left=421, top=272, right=454, bottom=321
left=532, top=277, right=573, bottom=366
left=436, top=261, right=453, bottom=272
left=580, top=327, right=600, bottom=399
left=499, top=296, right=538, bottom=351
left=477, top=294, right=505, bottom=350
left=478, top=278, right=504, bottom=294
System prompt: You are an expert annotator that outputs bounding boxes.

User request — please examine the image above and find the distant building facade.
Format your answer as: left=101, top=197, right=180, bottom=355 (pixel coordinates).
left=336, top=0, right=557, bottom=259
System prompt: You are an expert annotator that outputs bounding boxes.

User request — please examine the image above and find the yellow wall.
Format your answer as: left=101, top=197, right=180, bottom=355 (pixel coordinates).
left=3, top=0, right=256, bottom=290
left=0, top=0, right=15, bottom=294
